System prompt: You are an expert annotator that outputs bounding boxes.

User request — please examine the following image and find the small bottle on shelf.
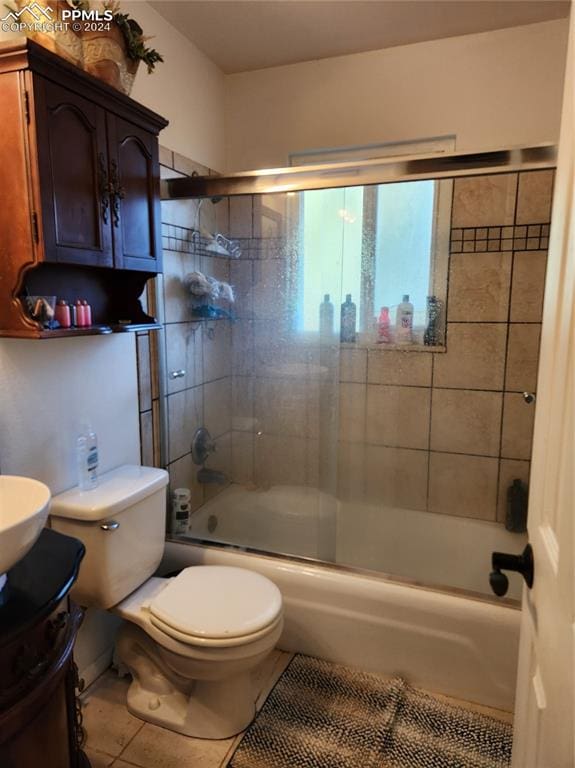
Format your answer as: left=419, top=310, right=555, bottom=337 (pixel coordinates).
left=395, top=294, right=414, bottom=344
left=319, top=294, right=334, bottom=340
left=82, top=300, right=92, bottom=327
left=376, top=306, right=391, bottom=344
left=340, top=294, right=357, bottom=343
left=54, top=300, right=71, bottom=328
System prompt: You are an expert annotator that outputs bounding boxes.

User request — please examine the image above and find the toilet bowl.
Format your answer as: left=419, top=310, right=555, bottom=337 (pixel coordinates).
left=49, top=465, right=284, bottom=739
left=114, top=568, right=283, bottom=738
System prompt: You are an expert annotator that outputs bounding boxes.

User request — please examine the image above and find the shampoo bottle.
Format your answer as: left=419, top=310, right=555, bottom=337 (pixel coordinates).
left=77, top=423, right=99, bottom=491
left=395, top=294, right=414, bottom=344
left=377, top=306, right=391, bottom=344
left=340, top=294, right=357, bottom=343
left=319, top=294, right=334, bottom=339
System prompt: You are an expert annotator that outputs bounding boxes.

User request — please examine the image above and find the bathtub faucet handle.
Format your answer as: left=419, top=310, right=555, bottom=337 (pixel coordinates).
left=489, top=543, right=534, bottom=597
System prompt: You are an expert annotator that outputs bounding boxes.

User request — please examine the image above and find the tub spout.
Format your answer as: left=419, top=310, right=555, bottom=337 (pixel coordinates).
left=197, top=467, right=228, bottom=485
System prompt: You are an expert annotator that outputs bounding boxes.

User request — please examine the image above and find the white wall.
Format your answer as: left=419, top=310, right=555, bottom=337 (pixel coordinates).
left=0, top=1, right=226, bottom=171
left=123, top=1, right=226, bottom=171
left=224, top=19, right=569, bottom=171
left=0, top=335, right=140, bottom=492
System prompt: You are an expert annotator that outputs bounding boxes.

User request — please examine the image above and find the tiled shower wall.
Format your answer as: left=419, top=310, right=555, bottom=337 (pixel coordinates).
left=139, top=147, right=236, bottom=514
left=228, top=170, right=553, bottom=524
left=139, top=160, right=553, bottom=528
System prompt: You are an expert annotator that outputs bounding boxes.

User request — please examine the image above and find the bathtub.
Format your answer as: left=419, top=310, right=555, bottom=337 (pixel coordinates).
left=162, top=486, right=523, bottom=711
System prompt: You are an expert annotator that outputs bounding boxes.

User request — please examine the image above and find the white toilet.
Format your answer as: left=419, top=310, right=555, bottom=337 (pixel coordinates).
left=50, top=465, right=284, bottom=739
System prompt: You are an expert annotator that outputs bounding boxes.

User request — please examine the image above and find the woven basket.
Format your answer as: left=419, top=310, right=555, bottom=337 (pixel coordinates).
left=81, top=22, right=139, bottom=95
left=17, top=0, right=83, bottom=67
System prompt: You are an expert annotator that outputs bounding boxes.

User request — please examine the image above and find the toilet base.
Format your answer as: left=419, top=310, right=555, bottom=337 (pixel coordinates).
left=116, top=623, right=259, bottom=739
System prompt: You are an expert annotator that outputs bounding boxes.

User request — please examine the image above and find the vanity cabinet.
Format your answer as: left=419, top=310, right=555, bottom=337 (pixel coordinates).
left=0, top=37, right=168, bottom=338
left=0, top=529, right=88, bottom=767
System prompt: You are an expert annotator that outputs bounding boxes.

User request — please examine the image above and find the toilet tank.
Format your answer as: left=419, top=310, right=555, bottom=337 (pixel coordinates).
left=50, top=465, right=169, bottom=609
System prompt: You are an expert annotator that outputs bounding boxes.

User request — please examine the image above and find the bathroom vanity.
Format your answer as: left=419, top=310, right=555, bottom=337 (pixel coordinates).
left=0, top=528, right=88, bottom=767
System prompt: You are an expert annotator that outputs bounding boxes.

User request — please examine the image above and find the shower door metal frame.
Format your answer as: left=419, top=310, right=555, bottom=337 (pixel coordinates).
left=161, top=144, right=557, bottom=200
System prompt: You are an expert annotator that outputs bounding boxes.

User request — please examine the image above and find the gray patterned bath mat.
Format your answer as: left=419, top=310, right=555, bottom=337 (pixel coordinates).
left=229, top=654, right=512, bottom=768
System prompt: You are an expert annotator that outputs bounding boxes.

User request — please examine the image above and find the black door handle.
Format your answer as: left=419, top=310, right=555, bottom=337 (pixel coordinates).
left=489, top=544, right=534, bottom=596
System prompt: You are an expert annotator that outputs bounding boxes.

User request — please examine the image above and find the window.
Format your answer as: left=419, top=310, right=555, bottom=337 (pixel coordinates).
left=297, top=178, right=450, bottom=342
left=293, top=138, right=453, bottom=344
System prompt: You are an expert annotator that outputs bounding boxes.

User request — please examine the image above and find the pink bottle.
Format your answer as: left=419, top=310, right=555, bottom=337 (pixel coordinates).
left=82, top=300, right=92, bottom=327
left=55, top=300, right=71, bottom=328
left=73, top=299, right=86, bottom=327
left=377, top=306, right=392, bottom=344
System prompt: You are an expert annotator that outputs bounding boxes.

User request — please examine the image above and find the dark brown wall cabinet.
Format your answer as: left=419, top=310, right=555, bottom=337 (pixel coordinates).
left=0, top=38, right=168, bottom=338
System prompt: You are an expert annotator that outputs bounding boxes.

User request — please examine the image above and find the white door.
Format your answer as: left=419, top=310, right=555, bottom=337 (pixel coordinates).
left=511, top=9, right=575, bottom=768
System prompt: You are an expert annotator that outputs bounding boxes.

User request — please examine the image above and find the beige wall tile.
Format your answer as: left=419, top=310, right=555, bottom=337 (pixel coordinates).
left=202, top=320, right=232, bottom=383
left=339, top=348, right=367, bottom=383
left=429, top=452, right=498, bottom=520
left=172, top=152, right=210, bottom=177
left=199, top=198, right=217, bottom=236
left=254, top=433, right=308, bottom=486
left=230, top=259, right=254, bottom=319
left=365, top=445, right=428, bottom=511
left=253, top=260, right=287, bottom=319
left=366, top=385, right=431, bottom=450
left=232, top=430, right=254, bottom=484
left=158, top=144, right=173, bottom=169
left=505, top=324, right=541, bottom=392
left=82, top=673, right=143, bottom=758
left=204, top=431, right=232, bottom=501
left=167, top=452, right=204, bottom=513
left=255, top=377, right=319, bottom=438
left=339, top=383, right=366, bottom=443
left=367, top=349, right=432, bottom=386
left=121, top=722, right=232, bottom=768
left=232, top=375, right=255, bottom=431
left=497, top=458, right=530, bottom=524
left=452, top=173, right=517, bottom=228
left=516, top=170, right=554, bottom=225
left=337, top=440, right=366, bottom=503
left=215, top=196, right=230, bottom=235
left=163, top=250, right=200, bottom=323
left=501, top=393, right=535, bottom=460
left=229, top=195, right=253, bottom=238
left=167, top=385, right=203, bottom=462
left=204, top=377, right=232, bottom=438
left=433, top=323, right=507, bottom=390
left=448, top=251, right=512, bottom=322
left=165, top=322, right=203, bottom=394
left=200, top=254, right=230, bottom=284
left=139, top=410, right=153, bottom=467
left=160, top=197, right=199, bottom=229
left=430, top=389, right=502, bottom=456
left=510, top=251, right=547, bottom=322
left=232, top=318, right=255, bottom=375
left=136, top=333, right=152, bottom=411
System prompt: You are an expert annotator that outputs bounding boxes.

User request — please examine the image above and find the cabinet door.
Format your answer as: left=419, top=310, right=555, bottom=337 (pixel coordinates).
left=34, top=77, right=113, bottom=267
left=108, top=115, right=162, bottom=272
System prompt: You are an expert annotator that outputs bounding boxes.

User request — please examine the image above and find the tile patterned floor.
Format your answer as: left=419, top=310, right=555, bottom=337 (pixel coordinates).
left=82, top=650, right=293, bottom=768
left=82, top=653, right=512, bottom=767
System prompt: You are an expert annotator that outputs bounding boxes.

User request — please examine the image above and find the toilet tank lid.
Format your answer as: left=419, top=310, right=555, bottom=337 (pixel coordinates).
left=50, top=465, right=169, bottom=521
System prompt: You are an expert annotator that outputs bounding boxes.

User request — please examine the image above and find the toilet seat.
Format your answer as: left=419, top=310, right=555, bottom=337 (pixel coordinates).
left=149, top=611, right=283, bottom=648
left=148, top=566, right=283, bottom=646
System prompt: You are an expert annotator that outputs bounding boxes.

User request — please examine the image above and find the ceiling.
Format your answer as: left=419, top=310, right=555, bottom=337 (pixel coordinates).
left=150, top=0, right=570, bottom=74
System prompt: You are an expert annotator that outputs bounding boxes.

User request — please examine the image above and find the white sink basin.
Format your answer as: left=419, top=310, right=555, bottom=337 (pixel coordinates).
left=0, top=476, right=51, bottom=591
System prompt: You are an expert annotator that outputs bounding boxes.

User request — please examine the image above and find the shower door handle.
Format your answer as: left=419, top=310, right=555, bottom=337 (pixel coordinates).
left=489, top=544, right=534, bottom=596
